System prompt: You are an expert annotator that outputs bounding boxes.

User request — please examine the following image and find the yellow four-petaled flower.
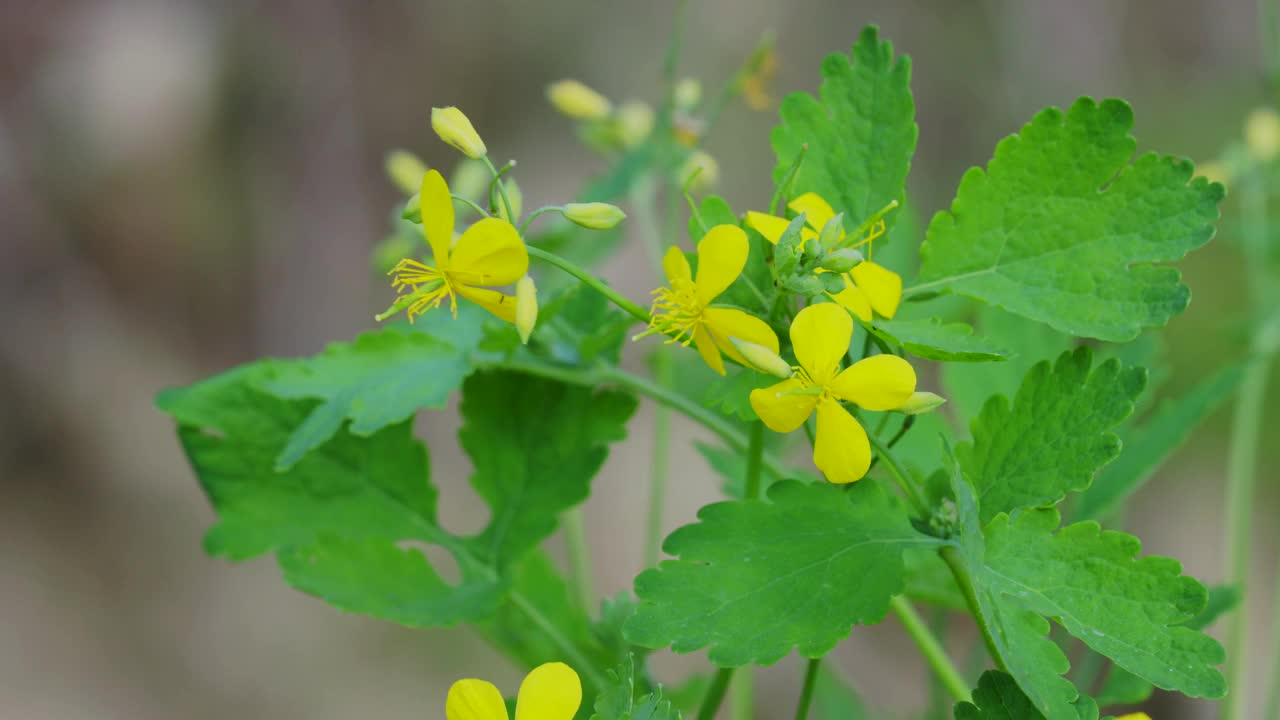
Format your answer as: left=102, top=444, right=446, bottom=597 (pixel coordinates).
left=382, top=169, right=528, bottom=323
left=750, top=303, right=916, bottom=484
left=446, top=662, right=581, bottom=720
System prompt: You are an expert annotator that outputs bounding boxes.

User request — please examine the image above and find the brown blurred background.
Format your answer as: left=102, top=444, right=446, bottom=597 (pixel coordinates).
left=1, top=1, right=1276, bottom=718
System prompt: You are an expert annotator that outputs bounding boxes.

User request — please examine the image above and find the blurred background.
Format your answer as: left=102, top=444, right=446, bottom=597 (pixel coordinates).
left=1, top=1, right=1276, bottom=718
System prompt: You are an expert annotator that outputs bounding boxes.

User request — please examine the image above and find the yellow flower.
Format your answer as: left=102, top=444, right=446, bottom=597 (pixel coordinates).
left=745, top=193, right=901, bottom=321
left=380, top=169, right=527, bottom=323
left=637, top=224, right=779, bottom=375
left=1114, top=714, right=1151, bottom=720
left=750, top=303, right=916, bottom=484
left=432, top=106, right=488, bottom=159
left=446, top=662, right=581, bottom=720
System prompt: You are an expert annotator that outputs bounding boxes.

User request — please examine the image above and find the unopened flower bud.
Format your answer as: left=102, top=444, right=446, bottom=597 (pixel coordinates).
left=680, top=150, right=719, bottom=191
left=730, top=338, right=792, bottom=378
left=896, top=391, right=946, bottom=415
left=820, top=248, right=864, bottom=273
left=1246, top=108, right=1280, bottom=161
left=616, top=101, right=654, bottom=148
left=819, top=272, right=847, bottom=295
left=432, top=106, right=487, bottom=159
left=385, top=150, right=428, bottom=195
left=563, top=202, right=626, bottom=230
left=497, top=179, right=523, bottom=223
left=402, top=193, right=422, bottom=223
left=675, top=78, right=702, bottom=109
left=547, top=80, right=612, bottom=120
left=515, top=275, right=538, bottom=344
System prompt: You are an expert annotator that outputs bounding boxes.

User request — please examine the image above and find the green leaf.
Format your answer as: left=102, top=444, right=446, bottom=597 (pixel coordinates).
left=955, top=671, right=1053, bottom=720
left=702, top=368, right=778, bottom=422
left=868, top=317, right=1011, bottom=362
left=625, top=480, right=942, bottom=666
left=460, top=370, right=637, bottom=569
left=264, top=325, right=476, bottom=470
left=693, top=440, right=816, bottom=499
left=156, top=363, right=499, bottom=626
left=772, top=25, right=917, bottom=233
left=917, top=97, right=1223, bottom=341
left=590, top=656, right=680, bottom=720
left=1074, top=361, right=1245, bottom=519
left=958, top=348, right=1145, bottom=524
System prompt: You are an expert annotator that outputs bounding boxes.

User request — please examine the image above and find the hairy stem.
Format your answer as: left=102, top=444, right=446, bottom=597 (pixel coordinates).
left=940, top=546, right=1006, bottom=673
left=730, top=666, right=754, bottom=720
left=698, top=668, right=735, bottom=720
left=890, top=596, right=971, bottom=702
left=645, top=354, right=674, bottom=569
left=563, top=507, right=595, bottom=612
left=526, top=245, right=651, bottom=323
left=481, top=156, right=518, bottom=223
left=793, top=658, right=821, bottom=720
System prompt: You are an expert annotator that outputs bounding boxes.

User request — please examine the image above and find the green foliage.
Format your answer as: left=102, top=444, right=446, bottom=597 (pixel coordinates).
left=868, top=317, right=1011, bottom=362
left=625, top=480, right=942, bottom=666
left=942, top=306, right=1073, bottom=421
left=590, top=657, right=680, bottom=720
left=954, top=671, right=1052, bottom=720
left=919, top=97, right=1223, bottom=341
left=772, top=26, right=917, bottom=233
left=958, top=348, right=1146, bottom=524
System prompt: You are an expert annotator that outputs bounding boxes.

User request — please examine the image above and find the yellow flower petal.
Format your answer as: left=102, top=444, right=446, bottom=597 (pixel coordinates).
left=703, top=307, right=780, bottom=366
left=1113, top=714, right=1151, bottom=720
left=750, top=378, right=819, bottom=433
left=692, top=324, right=726, bottom=375
left=790, top=303, right=853, bottom=385
left=420, top=169, right=455, bottom=267
left=828, top=354, right=917, bottom=411
left=829, top=281, right=872, bottom=322
left=446, top=679, right=509, bottom=720
left=694, top=224, right=748, bottom=305
left=849, top=261, right=902, bottom=319
left=662, top=245, right=693, bottom=285
left=813, top=399, right=871, bottom=484
left=515, top=662, right=582, bottom=720
left=448, top=218, right=528, bottom=286
left=787, top=192, right=836, bottom=233
left=456, top=285, right=518, bottom=323
left=744, top=211, right=790, bottom=244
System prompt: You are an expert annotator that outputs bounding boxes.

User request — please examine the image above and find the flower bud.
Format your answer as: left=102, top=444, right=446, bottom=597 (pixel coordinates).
left=680, top=150, right=719, bottom=191
left=730, top=338, right=793, bottom=378
left=547, top=79, right=612, bottom=120
left=432, top=106, right=487, bottom=159
left=563, top=202, right=627, bottom=230
left=819, top=272, right=847, bottom=295
left=896, top=391, right=947, bottom=416
left=674, top=78, right=702, bottom=109
left=616, top=101, right=654, bottom=148
left=402, top=193, right=422, bottom=223
left=1246, top=108, right=1280, bottom=161
left=515, top=275, right=538, bottom=344
left=817, top=213, right=844, bottom=249
left=385, top=150, right=428, bottom=195
left=819, top=248, right=864, bottom=273
left=497, top=178, right=523, bottom=223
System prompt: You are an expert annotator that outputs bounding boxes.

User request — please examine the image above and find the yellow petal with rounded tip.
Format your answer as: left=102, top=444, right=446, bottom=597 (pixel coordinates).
left=1112, top=715, right=1151, bottom=720
left=446, top=679, right=509, bottom=720
left=829, top=281, right=872, bottom=322
left=828, top=354, right=917, bottom=411
left=457, top=285, right=518, bottom=323
left=790, top=303, right=853, bottom=385
left=849, top=261, right=902, bottom=319
left=448, top=218, right=528, bottom=286
left=750, top=378, right=819, bottom=433
left=744, top=211, right=790, bottom=244
left=420, top=170, right=455, bottom=267
left=694, top=224, right=748, bottom=305
left=514, top=663, right=582, bottom=720
left=692, top=324, right=726, bottom=375
left=787, top=192, right=836, bottom=233
left=703, top=307, right=780, bottom=366
left=813, top=400, right=871, bottom=484
left=662, top=245, right=693, bottom=285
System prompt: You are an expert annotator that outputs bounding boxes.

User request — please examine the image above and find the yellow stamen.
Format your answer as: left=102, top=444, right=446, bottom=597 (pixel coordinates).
left=387, top=259, right=459, bottom=320
left=638, top=278, right=704, bottom=346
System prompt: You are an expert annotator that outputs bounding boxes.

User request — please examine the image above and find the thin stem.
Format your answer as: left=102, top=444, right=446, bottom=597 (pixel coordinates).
left=509, top=590, right=607, bottom=691
left=518, top=205, right=565, bottom=237
left=645, top=352, right=674, bottom=568
left=890, top=596, right=971, bottom=702
left=698, top=668, right=734, bottom=720
left=940, top=546, right=1006, bottom=672
left=563, top=507, right=595, bottom=612
left=793, top=658, right=821, bottom=720
left=481, top=156, right=518, bottom=223
left=866, top=431, right=929, bottom=518
left=1265, top=522, right=1280, bottom=719
left=452, top=194, right=491, bottom=218
left=527, top=245, right=651, bottom=323
left=744, top=421, right=766, bottom=501
left=730, top=667, right=754, bottom=720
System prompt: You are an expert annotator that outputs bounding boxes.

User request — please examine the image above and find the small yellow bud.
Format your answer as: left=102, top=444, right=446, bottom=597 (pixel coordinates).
left=896, top=391, right=947, bottom=416
left=385, top=150, right=428, bottom=196
left=674, top=78, right=702, bottom=109
left=680, top=150, right=719, bottom=192
left=1245, top=108, right=1280, bottom=161
left=563, top=202, right=626, bottom=230
left=730, top=338, right=793, bottom=379
left=1196, top=160, right=1229, bottom=186
left=515, top=275, right=538, bottom=344
left=497, top=178, right=523, bottom=223
left=432, top=106, right=487, bottom=159
left=547, top=79, right=612, bottom=120
left=616, top=101, right=654, bottom=148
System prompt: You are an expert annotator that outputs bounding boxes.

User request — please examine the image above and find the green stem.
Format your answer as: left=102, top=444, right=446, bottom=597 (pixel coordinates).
left=563, top=507, right=595, bottom=612
left=509, top=590, right=607, bottom=691
left=518, top=205, right=564, bottom=237
left=941, top=546, right=1006, bottom=672
left=527, top=245, right=651, bottom=323
left=481, top=156, right=518, bottom=224
left=744, top=421, right=766, bottom=501
left=452, top=194, right=491, bottom=218
left=793, top=658, right=821, bottom=720
left=646, top=353, right=674, bottom=568
left=866, top=431, right=929, bottom=518
left=890, top=596, right=971, bottom=702
left=731, top=667, right=754, bottom=720
left=698, top=668, right=734, bottom=720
